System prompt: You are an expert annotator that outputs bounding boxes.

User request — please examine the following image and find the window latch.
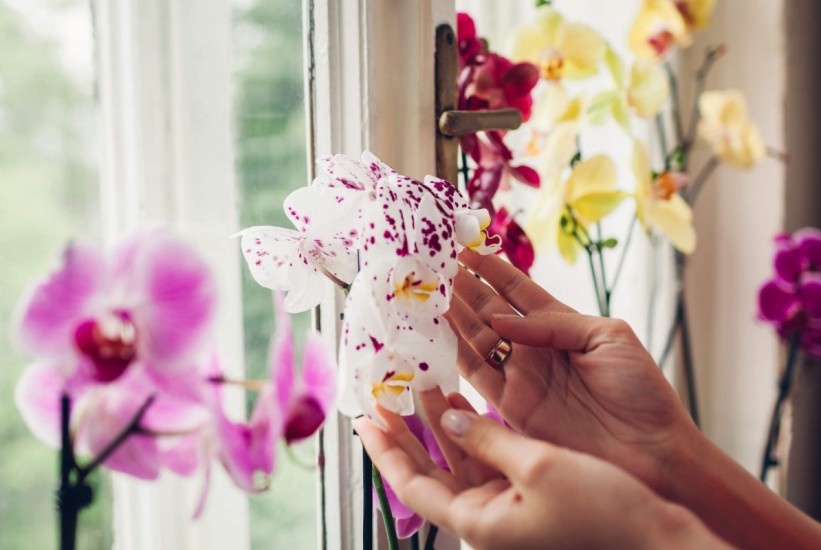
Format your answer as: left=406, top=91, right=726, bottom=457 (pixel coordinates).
left=435, top=23, right=523, bottom=186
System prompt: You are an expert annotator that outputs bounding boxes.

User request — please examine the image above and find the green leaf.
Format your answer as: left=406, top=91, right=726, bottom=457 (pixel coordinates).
left=600, top=238, right=619, bottom=249
left=536, top=0, right=553, bottom=7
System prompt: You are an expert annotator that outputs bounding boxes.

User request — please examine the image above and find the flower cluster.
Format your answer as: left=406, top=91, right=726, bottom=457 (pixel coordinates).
left=14, top=229, right=335, bottom=514
left=239, top=152, right=500, bottom=422
left=454, top=1, right=768, bottom=285
left=457, top=12, right=538, bottom=275
left=758, top=229, right=821, bottom=356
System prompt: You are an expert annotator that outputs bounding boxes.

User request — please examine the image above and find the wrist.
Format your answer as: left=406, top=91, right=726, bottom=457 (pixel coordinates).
left=638, top=500, right=728, bottom=550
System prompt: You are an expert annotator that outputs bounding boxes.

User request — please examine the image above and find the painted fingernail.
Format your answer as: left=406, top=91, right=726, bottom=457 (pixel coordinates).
left=441, top=410, right=472, bottom=436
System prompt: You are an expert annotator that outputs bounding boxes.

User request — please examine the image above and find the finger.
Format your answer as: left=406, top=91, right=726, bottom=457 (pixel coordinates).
left=420, top=389, right=502, bottom=486
left=454, top=266, right=516, bottom=323
left=440, top=410, right=553, bottom=486
left=377, top=405, right=448, bottom=472
left=354, top=417, right=465, bottom=532
left=448, top=292, right=504, bottom=361
left=446, top=392, right=479, bottom=414
left=459, top=248, right=575, bottom=314
left=455, top=335, right=505, bottom=403
left=419, top=388, right=469, bottom=474
left=490, top=311, right=614, bottom=352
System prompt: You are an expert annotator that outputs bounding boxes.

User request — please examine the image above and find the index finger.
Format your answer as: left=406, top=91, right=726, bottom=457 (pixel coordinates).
left=458, top=249, right=575, bottom=315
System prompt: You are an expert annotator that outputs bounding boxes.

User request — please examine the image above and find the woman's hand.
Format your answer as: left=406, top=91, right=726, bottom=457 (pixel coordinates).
left=355, top=391, right=724, bottom=550
left=447, top=249, right=697, bottom=494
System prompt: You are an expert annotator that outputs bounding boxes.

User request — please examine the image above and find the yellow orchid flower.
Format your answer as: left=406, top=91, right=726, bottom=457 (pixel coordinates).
left=527, top=154, right=628, bottom=264
left=697, top=89, right=766, bottom=169
left=632, top=140, right=696, bottom=253
left=675, top=0, right=716, bottom=31
left=628, top=0, right=690, bottom=61
left=511, top=7, right=606, bottom=82
left=589, top=49, right=669, bottom=130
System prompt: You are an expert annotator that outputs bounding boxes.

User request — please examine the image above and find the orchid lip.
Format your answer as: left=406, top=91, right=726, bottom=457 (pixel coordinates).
left=74, top=311, right=138, bottom=383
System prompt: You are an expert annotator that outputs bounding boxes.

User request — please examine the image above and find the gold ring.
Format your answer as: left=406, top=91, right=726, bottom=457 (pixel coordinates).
left=484, top=338, right=512, bottom=369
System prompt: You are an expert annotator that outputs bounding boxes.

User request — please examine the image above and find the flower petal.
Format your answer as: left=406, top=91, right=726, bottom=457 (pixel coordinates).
left=16, top=243, right=105, bottom=358
left=132, top=234, right=216, bottom=370
left=758, top=279, right=801, bottom=324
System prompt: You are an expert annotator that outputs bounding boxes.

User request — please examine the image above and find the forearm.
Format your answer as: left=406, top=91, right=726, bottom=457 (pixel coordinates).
left=661, top=426, right=821, bottom=549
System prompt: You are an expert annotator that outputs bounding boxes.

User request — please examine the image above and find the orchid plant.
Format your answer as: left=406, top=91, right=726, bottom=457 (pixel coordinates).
left=757, top=228, right=821, bottom=483
left=239, top=151, right=501, bottom=546
left=13, top=229, right=336, bottom=550
left=454, top=0, right=779, bottom=428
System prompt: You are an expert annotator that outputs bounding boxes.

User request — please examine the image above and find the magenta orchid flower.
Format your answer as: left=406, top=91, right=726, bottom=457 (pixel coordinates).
left=14, top=229, right=216, bottom=479
left=457, top=12, right=484, bottom=68
left=758, top=228, right=821, bottom=356
left=489, top=207, right=536, bottom=276
left=197, top=295, right=335, bottom=513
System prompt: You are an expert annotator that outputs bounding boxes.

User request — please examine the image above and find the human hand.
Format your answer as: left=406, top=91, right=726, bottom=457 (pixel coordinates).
left=447, top=249, right=698, bottom=495
left=355, top=393, right=724, bottom=550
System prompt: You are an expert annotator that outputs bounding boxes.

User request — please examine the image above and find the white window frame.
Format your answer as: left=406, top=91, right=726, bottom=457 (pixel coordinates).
left=95, top=0, right=249, bottom=548
left=95, top=0, right=461, bottom=548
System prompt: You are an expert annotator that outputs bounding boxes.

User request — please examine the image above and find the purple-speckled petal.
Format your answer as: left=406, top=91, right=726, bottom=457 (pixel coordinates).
left=316, top=154, right=376, bottom=190
left=239, top=226, right=301, bottom=290
left=16, top=243, right=105, bottom=358
left=131, top=234, right=216, bottom=370
left=283, top=184, right=363, bottom=240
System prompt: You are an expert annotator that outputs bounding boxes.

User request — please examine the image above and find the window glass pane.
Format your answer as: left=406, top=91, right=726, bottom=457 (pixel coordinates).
left=0, top=1, right=111, bottom=548
left=232, top=1, right=317, bottom=547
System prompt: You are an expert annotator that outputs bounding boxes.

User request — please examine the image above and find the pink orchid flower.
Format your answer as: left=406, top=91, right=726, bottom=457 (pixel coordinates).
left=199, top=295, right=335, bottom=512
left=758, top=229, right=821, bottom=356
left=14, top=229, right=216, bottom=479
left=489, top=207, right=536, bottom=276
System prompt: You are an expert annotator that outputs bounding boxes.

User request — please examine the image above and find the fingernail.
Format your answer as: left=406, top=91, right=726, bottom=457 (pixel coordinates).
left=441, top=410, right=472, bottom=436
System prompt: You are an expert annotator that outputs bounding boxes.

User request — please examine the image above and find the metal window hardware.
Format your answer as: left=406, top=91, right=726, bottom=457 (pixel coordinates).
left=434, top=23, right=523, bottom=186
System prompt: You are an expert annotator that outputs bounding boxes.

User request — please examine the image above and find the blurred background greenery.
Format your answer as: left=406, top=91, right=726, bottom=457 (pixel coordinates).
left=0, top=0, right=317, bottom=547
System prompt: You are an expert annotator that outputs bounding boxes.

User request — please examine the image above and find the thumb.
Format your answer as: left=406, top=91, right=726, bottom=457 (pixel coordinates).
left=440, top=409, right=553, bottom=484
left=491, top=311, right=603, bottom=351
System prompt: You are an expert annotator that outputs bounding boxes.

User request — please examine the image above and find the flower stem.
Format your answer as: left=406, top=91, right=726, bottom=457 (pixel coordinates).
left=208, top=375, right=267, bottom=391
left=460, top=150, right=470, bottom=189
left=596, top=223, right=611, bottom=317
left=363, top=448, right=374, bottom=550
left=683, top=45, right=726, bottom=167
left=760, top=333, right=802, bottom=482
left=77, top=395, right=156, bottom=483
left=425, top=525, right=439, bottom=550
left=59, top=394, right=80, bottom=550
left=664, top=62, right=685, bottom=147
left=687, top=157, right=720, bottom=205
left=656, top=113, right=670, bottom=170
left=372, top=463, right=400, bottom=550
left=609, top=216, right=638, bottom=299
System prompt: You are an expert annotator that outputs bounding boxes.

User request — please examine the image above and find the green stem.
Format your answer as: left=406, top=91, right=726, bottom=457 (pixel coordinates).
left=609, top=216, right=638, bottom=299
left=373, top=463, right=400, bottom=550
left=596, top=223, right=611, bottom=317
left=656, top=113, right=670, bottom=170
left=687, top=157, right=720, bottom=205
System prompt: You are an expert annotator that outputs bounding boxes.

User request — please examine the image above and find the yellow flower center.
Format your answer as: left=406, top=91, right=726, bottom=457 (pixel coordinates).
left=371, top=371, right=415, bottom=399
left=539, top=49, right=565, bottom=81
left=395, top=272, right=439, bottom=304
